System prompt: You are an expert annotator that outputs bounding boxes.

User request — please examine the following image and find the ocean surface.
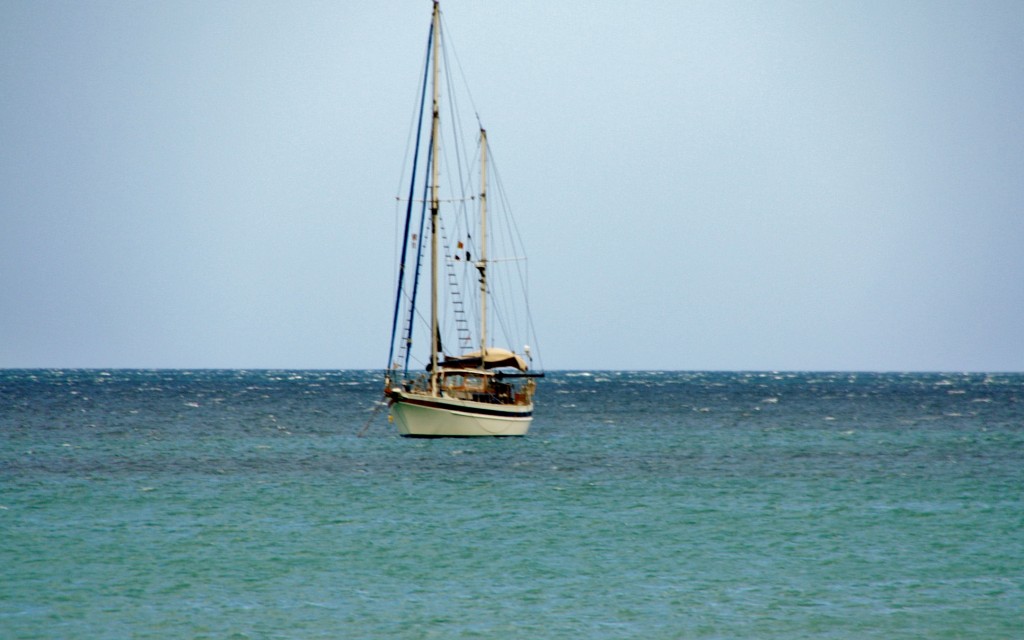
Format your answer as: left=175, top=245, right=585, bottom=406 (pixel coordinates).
left=1, top=369, right=1021, bottom=639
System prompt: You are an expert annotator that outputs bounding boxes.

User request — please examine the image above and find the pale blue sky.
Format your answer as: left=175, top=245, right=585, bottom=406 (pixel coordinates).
left=2, top=1, right=1022, bottom=370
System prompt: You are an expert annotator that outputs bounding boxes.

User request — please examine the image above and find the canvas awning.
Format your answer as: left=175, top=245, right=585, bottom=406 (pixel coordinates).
left=435, top=348, right=528, bottom=372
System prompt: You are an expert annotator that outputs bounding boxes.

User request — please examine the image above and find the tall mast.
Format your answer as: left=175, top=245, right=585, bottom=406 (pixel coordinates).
left=478, top=129, right=488, bottom=355
left=429, top=0, right=441, bottom=395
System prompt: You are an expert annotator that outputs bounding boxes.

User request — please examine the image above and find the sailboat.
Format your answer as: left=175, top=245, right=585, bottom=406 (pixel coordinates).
left=383, top=2, right=542, bottom=437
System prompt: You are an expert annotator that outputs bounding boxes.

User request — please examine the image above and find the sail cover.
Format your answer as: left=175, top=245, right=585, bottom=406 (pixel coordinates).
left=437, top=348, right=528, bottom=371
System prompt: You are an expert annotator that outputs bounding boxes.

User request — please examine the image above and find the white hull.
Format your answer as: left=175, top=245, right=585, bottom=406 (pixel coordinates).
left=389, top=390, right=532, bottom=437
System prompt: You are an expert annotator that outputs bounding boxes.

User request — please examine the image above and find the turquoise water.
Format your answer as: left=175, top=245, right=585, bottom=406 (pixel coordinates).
left=2, top=370, right=1022, bottom=638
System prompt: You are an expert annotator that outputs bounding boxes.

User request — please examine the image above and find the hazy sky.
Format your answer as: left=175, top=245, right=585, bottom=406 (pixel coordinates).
left=2, top=1, right=1022, bottom=371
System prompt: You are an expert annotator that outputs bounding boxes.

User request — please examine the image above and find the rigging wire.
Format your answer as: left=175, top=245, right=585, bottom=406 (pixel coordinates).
left=388, top=22, right=434, bottom=372
left=489, top=144, right=543, bottom=371
left=439, top=8, right=483, bottom=130
left=402, top=143, right=433, bottom=376
left=389, top=4, right=543, bottom=378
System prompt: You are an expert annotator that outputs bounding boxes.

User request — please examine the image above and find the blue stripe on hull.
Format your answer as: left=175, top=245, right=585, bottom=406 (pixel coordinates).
left=396, top=394, right=533, bottom=419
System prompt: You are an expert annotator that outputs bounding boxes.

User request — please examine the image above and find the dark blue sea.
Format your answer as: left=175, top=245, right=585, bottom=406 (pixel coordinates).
left=2, top=370, right=1022, bottom=638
